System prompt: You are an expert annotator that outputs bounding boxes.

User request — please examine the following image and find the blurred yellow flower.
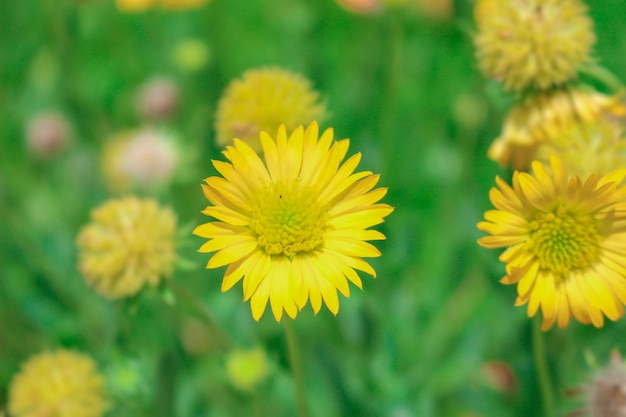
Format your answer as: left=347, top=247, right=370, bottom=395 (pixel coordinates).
left=102, top=128, right=179, bottom=193
left=478, top=156, right=626, bottom=330
left=488, top=88, right=626, bottom=170
left=194, top=122, right=393, bottom=321
left=8, top=350, right=107, bottom=417
left=215, top=67, right=326, bottom=151
left=536, top=119, right=626, bottom=179
left=225, top=348, right=270, bottom=392
left=172, top=38, right=210, bottom=73
left=77, top=197, right=177, bottom=299
left=159, top=0, right=209, bottom=10
left=115, top=0, right=153, bottom=12
left=474, top=0, right=595, bottom=91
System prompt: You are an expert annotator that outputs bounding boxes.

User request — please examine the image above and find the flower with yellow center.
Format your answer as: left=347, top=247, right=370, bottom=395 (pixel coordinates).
left=214, top=68, right=326, bottom=151
left=8, top=350, right=107, bottom=417
left=488, top=88, right=626, bottom=170
left=474, top=0, right=595, bottom=91
left=478, top=156, right=626, bottom=330
left=77, top=197, right=177, bottom=299
left=194, top=122, right=393, bottom=321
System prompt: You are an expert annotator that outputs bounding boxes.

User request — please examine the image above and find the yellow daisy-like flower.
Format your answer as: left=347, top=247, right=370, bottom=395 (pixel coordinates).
left=214, top=68, right=326, bottom=151
left=478, top=156, right=626, bottom=330
left=77, top=197, right=177, bottom=299
left=8, top=350, right=107, bottom=417
left=488, top=88, right=626, bottom=170
left=474, top=0, right=595, bottom=91
left=194, top=122, right=393, bottom=321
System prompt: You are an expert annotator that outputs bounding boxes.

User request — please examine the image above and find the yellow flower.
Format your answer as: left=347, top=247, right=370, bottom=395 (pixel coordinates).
left=171, top=38, right=210, bottom=73
left=536, top=119, right=626, bottom=179
left=115, top=0, right=153, bottom=12
left=194, top=122, right=393, bottom=321
left=214, top=68, right=326, bottom=151
left=77, top=197, right=177, bottom=299
left=488, top=88, right=626, bottom=170
left=478, top=156, right=626, bottom=330
left=225, top=348, right=270, bottom=392
left=474, top=0, right=595, bottom=91
left=8, top=350, right=107, bottom=417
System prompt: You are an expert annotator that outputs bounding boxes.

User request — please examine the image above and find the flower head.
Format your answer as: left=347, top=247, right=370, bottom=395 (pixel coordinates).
left=77, top=197, right=177, bottom=299
left=25, top=112, right=71, bottom=158
left=194, top=122, right=393, bottom=321
left=215, top=68, right=326, bottom=151
left=136, top=77, right=180, bottom=120
left=225, top=348, right=270, bottom=392
left=478, top=156, right=626, bottom=330
left=488, top=88, right=626, bottom=170
left=582, top=352, right=626, bottom=417
left=474, top=0, right=595, bottom=91
left=8, top=350, right=107, bottom=417
left=102, top=128, right=179, bottom=192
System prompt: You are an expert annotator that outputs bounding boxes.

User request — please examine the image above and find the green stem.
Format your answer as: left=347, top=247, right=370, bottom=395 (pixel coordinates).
left=166, top=280, right=232, bottom=350
left=580, top=63, right=624, bottom=92
left=284, top=319, right=310, bottom=417
left=532, top=317, right=555, bottom=417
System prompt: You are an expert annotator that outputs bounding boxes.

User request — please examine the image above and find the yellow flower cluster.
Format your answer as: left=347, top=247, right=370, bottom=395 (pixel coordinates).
left=77, top=197, right=177, bottom=299
left=8, top=350, right=107, bottom=417
left=475, top=0, right=626, bottom=330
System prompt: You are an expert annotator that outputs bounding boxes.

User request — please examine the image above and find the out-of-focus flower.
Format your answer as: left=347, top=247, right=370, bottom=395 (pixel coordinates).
left=180, top=318, right=213, bottom=355
left=102, top=127, right=179, bottom=192
left=572, top=351, right=626, bottom=417
left=25, top=112, right=71, bottom=158
left=77, top=197, right=177, bottom=299
left=8, top=350, right=107, bottom=417
left=481, top=360, right=518, bottom=396
left=536, top=119, right=626, bottom=179
left=171, top=38, right=210, bottom=73
left=225, top=348, right=270, bottom=392
left=214, top=67, right=326, bottom=151
left=136, top=77, right=179, bottom=120
left=478, top=156, right=626, bottom=330
left=115, top=0, right=153, bottom=12
left=333, top=0, right=379, bottom=14
left=474, top=0, right=595, bottom=91
left=116, top=0, right=208, bottom=12
left=488, top=88, right=626, bottom=170
left=194, top=122, right=393, bottom=321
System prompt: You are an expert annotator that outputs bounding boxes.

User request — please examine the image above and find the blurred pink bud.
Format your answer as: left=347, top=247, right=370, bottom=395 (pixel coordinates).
left=25, top=112, right=71, bottom=158
left=137, top=77, right=180, bottom=120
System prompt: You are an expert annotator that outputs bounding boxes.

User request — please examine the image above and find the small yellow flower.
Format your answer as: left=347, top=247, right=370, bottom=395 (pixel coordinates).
left=488, top=88, right=626, bottom=170
left=77, top=197, right=177, bottom=299
left=194, top=122, right=393, bottom=321
left=474, top=0, right=595, bottom=91
left=478, top=156, right=626, bottom=330
left=102, top=128, right=179, bottom=193
left=215, top=68, right=326, bottom=151
left=171, top=38, right=210, bottom=73
left=225, top=348, right=270, bottom=392
left=8, top=350, right=107, bottom=417
left=115, top=0, right=153, bottom=12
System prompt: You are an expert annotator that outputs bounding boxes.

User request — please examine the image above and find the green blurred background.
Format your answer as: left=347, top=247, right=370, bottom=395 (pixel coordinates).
left=2, top=0, right=626, bottom=416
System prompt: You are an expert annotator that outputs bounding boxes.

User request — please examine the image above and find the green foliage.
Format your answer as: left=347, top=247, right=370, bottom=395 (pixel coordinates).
left=2, top=0, right=626, bottom=416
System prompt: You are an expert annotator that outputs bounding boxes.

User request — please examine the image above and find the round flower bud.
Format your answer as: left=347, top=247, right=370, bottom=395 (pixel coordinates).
left=25, top=112, right=71, bottom=158
left=136, top=77, right=179, bottom=120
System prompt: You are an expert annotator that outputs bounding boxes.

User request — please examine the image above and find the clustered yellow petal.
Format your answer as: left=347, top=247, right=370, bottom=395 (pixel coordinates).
left=214, top=68, right=326, bottom=151
left=488, top=88, right=626, bottom=170
left=194, top=121, right=393, bottom=321
left=77, top=197, right=177, bottom=299
left=8, top=350, right=107, bottom=417
left=478, top=156, right=626, bottom=330
left=474, top=0, right=595, bottom=91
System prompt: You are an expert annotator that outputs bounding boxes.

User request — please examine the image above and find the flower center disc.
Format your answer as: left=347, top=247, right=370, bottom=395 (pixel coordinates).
left=250, top=181, right=327, bottom=257
left=528, top=205, right=600, bottom=276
